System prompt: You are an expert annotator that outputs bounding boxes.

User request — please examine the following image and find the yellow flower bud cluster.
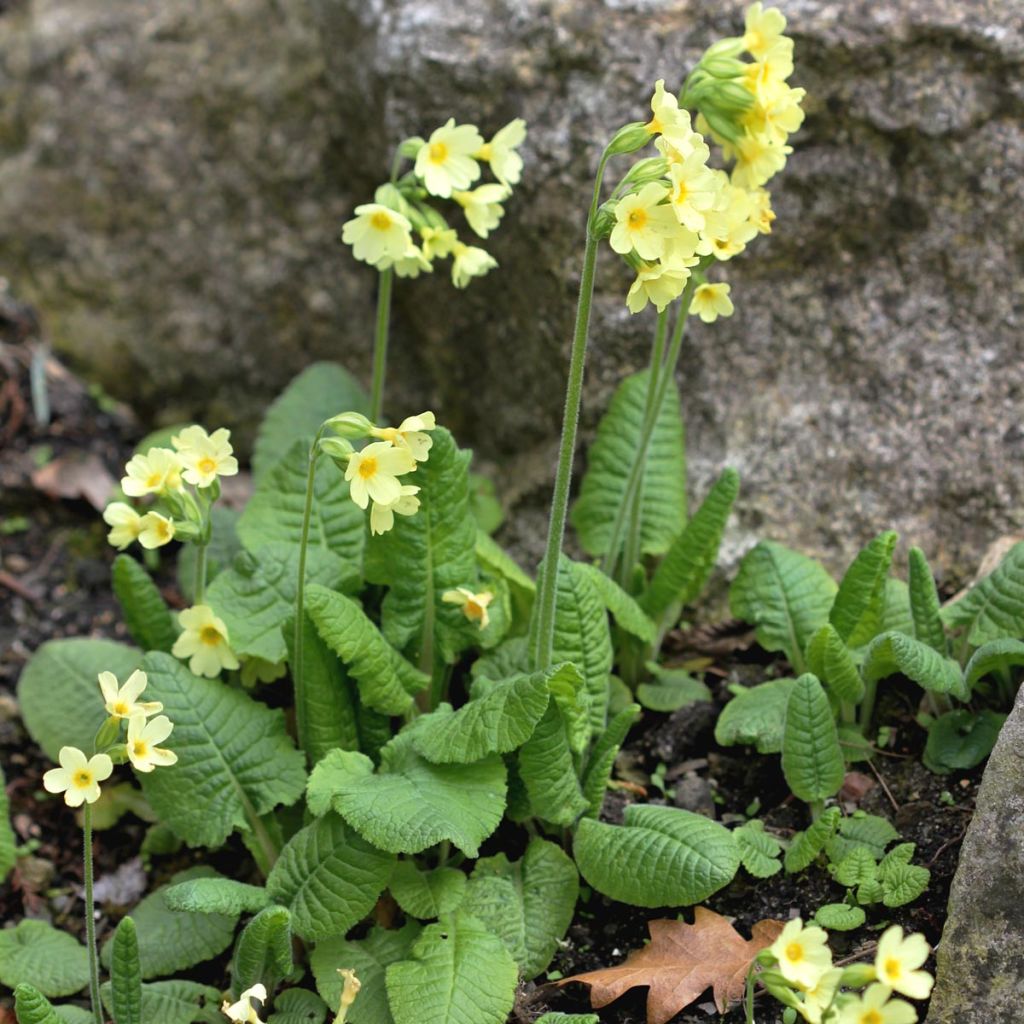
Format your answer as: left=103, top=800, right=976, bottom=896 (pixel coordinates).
left=341, top=118, right=527, bottom=289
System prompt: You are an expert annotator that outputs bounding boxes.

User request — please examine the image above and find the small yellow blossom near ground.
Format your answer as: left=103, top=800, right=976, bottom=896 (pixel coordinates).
left=99, top=669, right=163, bottom=720
left=369, top=484, right=421, bottom=536
left=344, top=441, right=418, bottom=509
left=443, top=587, right=494, bottom=629
left=172, top=604, right=240, bottom=678
left=173, top=426, right=239, bottom=488
left=126, top=714, right=178, bottom=773
left=454, top=183, right=510, bottom=239
left=451, top=243, right=498, bottom=288
left=222, top=983, right=267, bottom=1024
left=836, top=983, right=918, bottom=1024
left=798, top=966, right=843, bottom=1024
left=874, top=926, right=934, bottom=1001
left=335, top=968, right=362, bottom=1024
left=770, top=918, right=833, bottom=991
left=121, top=447, right=183, bottom=497
left=610, top=183, right=681, bottom=261
left=415, top=119, right=485, bottom=198
left=43, top=747, right=114, bottom=807
left=138, top=510, right=176, bottom=549
left=743, top=2, right=789, bottom=60
left=476, top=118, right=526, bottom=187
left=342, top=203, right=413, bottom=266
left=370, top=412, right=436, bottom=461
left=103, top=502, right=144, bottom=550
left=690, top=282, right=735, bottom=323
left=645, top=80, right=692, bottom=146
left=626, top=262, right=692, bottom=315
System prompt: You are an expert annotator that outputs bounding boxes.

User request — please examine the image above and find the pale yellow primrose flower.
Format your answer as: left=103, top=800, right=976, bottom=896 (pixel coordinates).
left=476, top=118, right=526, bottom=187
left=99, top=669, right=162, bottom=720
left=729, top=132, right=792, bottom=189
left=370, top=484, right=421, bottom=536
left=379, top=243, right=433, bottom=279
left=103, top=502, right=144, bottom=550
left=770, top=919, right=833, bottom=991
left=454, top=184, right=510, bottom=239
left=874, top=926, right=934, bottom=1001
left=420, top=226, right=459, bottom=260
left=797, top=966, right=843, bottom=1024
left=415, top=119, right=485, bottom=198
left=173, top=426, right=238, bottom=488
left=837, top=983, right=918, bottom=1024
left=610, top=183, right=680, bottom=261
left=342, top=203, right=413, bottom=266
left=743, top=2, right=789, bottom=60
left=451, top=243, right=497, bottom=288
left=126, top=714, right=178, bottom=773
left=222, top=983, right=267, bottom=1024
left=748, top=187, right=776, bottom=234
left=701, top=186, right=759, bottom=259
left=370, top=412, right=436, bottom=462
left=121, top=447, right=183, bottom=497
left=442, top=587, right=494, bottom=630
left=138, top=510, right=176, bottom=549
left=668, top=149, right=723, bottom=232
left=645, top=79, right=692, bottom=146
left=172, top=604, right=240, bottom=678
left=627, top=262, right=692, bottom=315
left=43, top=747, right=113, bottom=808
left=344, top=441, right=417, bottom=510
left=690, top=282, right=734, bottom=323
left=335, top=968, right=362, bottom=1023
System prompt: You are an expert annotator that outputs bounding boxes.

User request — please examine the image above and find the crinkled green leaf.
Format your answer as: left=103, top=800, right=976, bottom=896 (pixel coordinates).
left=782, top=674, right=844, bottom=803
left=178, top=505, right=243, bottom=601
left=813, top=904, right=866, bottom=931
left=881, top=861, right=931, bottom=907
left=268, top=988, right=329, bottom=1024
left=805, top=625, right=865, bottom=704
left=266, top=813, right=395, bottom=942
left=829, top=531, right=898, bottom=648
left=18, top=638, right=141, bottom=760
left=729, top=542, right=836, bottom=673
left=0, top=762, right=15, bottom=883
left=231, top=905, right=293, bottom=996
left=574, top=563, right=655, bottom=643
left=908, top=547, right=947, bottom=652
left=164, top=877, right=270, bottom=916
left=924, top=709, right=1007, bottom=774
left=0, top=921, right=89, bottom=998
left=305, top=585, right=426, bottom=715
left=471, top=637, right=530, bottom=682
left=518, top=702, right=588, bottom=827
left=475, top=531, right=534, bottom=625
left=825, top=814, right=899, bottom=863
left=830, top=846, right=878, bottom=887
left=571, top=370, right=685, bottom=558
left=714, top=678, right=797, bottom=754
left=963, top=638, right=1024, bottom=694
left=881, top=578, right=913, bottom=637
left=862, top=631, right=966, bottom=699
left=136, top=652, right=306, bottom=848
left=110, top=916, right=142, bottom=1024
left=581, top=704, right=641, bottom=818
left=52, top=1007, right=93, bottom=1024
left=102, top=980, right=222, bottom=1024
left=112, top=555, right=178, bottom=652
left=734, top=820, right=783, bottom=878
left=941, top=541, right=1024, bottom=646
left=13, top=984, right=62, bottom=1024
left=636, top=668, right=711, bottom=712
left=880, top=843, right=916, bottom=872
left=574, top=805, right=739, bottom=907
left=389, top=862, right=467, bottom=921
left=783, top=807, right=840, bottom=874
left=385, top=912, right=519, bottom=1024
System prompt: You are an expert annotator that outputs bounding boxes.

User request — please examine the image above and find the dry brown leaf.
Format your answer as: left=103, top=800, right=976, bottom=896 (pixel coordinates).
left=557, top=907, right=785, bottom=1024
left=31, top=452, right=116, bottom=511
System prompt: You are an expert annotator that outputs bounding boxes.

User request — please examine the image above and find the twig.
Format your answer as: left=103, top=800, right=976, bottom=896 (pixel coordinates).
left=927, top=828, right=967, bottom=868
left=0, top=569, right=41, bottom=605
left=867, top=759, right=900, bottom=814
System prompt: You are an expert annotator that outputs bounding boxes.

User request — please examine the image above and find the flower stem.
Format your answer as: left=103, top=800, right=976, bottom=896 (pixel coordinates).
left=192, top=542, right=208, bottom=605
left=531, top=146, right=613, bottom=670
left=83, top=804, right=102, bottom=1024
left=370, top=267, right=394, bottom=423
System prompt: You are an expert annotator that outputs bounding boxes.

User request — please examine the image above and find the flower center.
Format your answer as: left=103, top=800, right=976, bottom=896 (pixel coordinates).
left=370, top=211, right=392, bottom=231
left=200, top=626, right=222, bottom=645
left=647, top=116, right=662, bottom=135
left=113, top=701, right=129, bottom=716
left=429, top=141, right=448, bottom=164
left=785, top=942, right=804, bottom=963
left=133, top=741, right=148, bottom=757
left=74, top=770, right=93, bottom=788
left=884, top=958, right=902, bottom=980
left=628, top=208, right=648, bottom=229
left=465, top=599, right=484, bottom=620
left=198, top=456, right=217, bottom=474
left=862, top=1011, right=883, bottom=1024
left=358, top=456, right=378, bottom=480
left=674, top=181, right=689, bottom=204
left=146, top=472, right=162, bottom=488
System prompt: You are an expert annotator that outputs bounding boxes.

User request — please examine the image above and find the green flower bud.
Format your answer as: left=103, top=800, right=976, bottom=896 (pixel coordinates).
left=324, top=413, right=373, bottom=439
left=93, top=717, right=122, bottom=753
left=699, top=55, right=747, bottom=79
left=839, top=964, right=878, bottom=988
left=590, top=203, right=616, bottom=241
left=398, top=136, right=425, bottom=158
left=318, top=436, right=356, bottom=460
left=171, top=521, right=201, bottom=541
left=703, top=36, right=745, bottom=60
left=606, top=121, right=652, bottom=157
left=619, top=157, right=670, bottom=189
left=709, top=80, right=756, bottom=114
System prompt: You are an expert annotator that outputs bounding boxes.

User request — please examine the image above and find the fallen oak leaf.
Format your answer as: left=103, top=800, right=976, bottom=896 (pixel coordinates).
left=556, top=907, right=784, bottom=1024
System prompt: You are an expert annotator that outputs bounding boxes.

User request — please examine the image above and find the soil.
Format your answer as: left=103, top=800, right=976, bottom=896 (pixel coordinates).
left=0, top=307, right=983, bottom=1023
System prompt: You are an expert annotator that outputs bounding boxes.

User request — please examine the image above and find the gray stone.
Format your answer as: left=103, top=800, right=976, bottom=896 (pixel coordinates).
left=926, top=685, right=1024, bottom=1024
left=2, top=0, right=1024, bottom=580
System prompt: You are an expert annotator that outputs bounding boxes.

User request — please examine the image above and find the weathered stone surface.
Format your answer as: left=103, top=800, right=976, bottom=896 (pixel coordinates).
left=2, top=0, right=1024, bottom=578
left=926, top=686, right=1024, bottom=1024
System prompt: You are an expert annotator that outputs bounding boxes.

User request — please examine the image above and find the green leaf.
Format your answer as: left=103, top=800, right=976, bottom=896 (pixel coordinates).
left=734, top=820, right=783, bottom=878
left=924, top=709, right=1007, bottom=774
left=52, top=1007, right=93, bottom=1024
left=0, top=921, right=90, bottom=998
left=908, top=548, right=946, bottom=652
left=963, top=639, right=1024, bottom=694
left=862, top=631, right=966, bottom=699
left=18, top=638, right=141, bottom=760
left=178, top=506, right=243, bottom=601
left=805, top=625, right=865, bottom=704
left=266, top=813, right=396, bottom=942
left=208, top=544, right=352, bottom=664
left=268, top=989, right=329, bottom=1024
left=581, top=704, right=641, bottom=818
left=136, top=652, right=306, bottom=848
left=813, top=904, right=866, bottom=931
left=573, top=563, right=655, bottom=643
left=729, top=542, right=836, bottom=672
left=102, top=980, right=222, bottom=1024
left=101, top=868, right=238, bottom=980
left=825, top=814, right=899, bottom=863
left=571, top=369, right=686, bottom=558
left=163, top=878, right=270, bottom=916
left=636, top=669, right=711, bottom=712
left=642, top=467, right=739, bottom=619
left=365, top=428, right=479, bottom=664
left=573, top=804, right=739, bottom=907
left=311, top=922, right=421, bottom=1024
left=252, top=362, right=369, bottom=481
left=782, top=674, right=844, bottom=803
left=231, top=906, right=294, bottom=996
left=783, top=807, right=840, bottom=873
left=112, top=555, right=178, bottom=652
left=714, top=678, right=796, bottom=754
left=13, top=984, right=62, bottom=1024
left=305, top=585, right=427, bottom=716
left=306, top=737, right=506, bottom=857
left=941, top=541, right=1024, bottom=646
left=385, top=912, right=519, bottom=1024
left=469, top=473, right=504, bottom=536
left=475, top=531, right=534, bottom=624
left=389, top=862, right=467, bottom=920
left=0, top=762, right=15, bottom=883
left=881, top=862, right=931, bottom=907
left=830, top=846, right=878, bottom=887
left=461, top=837, right=578, bottom=979
left=110, top=917, right=142, bottom=1024
left=829, top=531, right=898, bottom=648
left=881, top=577, right=914, bottom=636
left=517, top=702, right=588, bottom=827
left=857, top=877, right=884, bottom=906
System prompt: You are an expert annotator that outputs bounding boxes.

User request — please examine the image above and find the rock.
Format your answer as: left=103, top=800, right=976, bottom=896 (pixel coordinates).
left=926, top=686, right=1024, bottom=1024
left=2, top=0, right=1024, bottom=578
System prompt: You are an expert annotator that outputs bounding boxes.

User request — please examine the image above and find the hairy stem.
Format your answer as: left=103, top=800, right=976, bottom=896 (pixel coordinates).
left=370, top=268, right=394, bottom=423
left=83, top=805, right=102, bottom=1024
left=192, top=542, right=208, bottom=606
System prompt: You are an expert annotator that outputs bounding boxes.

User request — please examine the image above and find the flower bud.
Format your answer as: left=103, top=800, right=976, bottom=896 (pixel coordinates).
left=94, top=717, right=122, bottom=753
left=318, top=436, right=356, bottom=460
left=703, top=36, right=745, bottom=60
left=619, top=157, right=669, bottom=189
left=708, top=80, right=756, bottom=114
left=324, top=413, right=373, bottom=439
left=590, top=204, right=616, bottom=241
left=606, top=121, right=652, bottom=157
left=699, top=55, right=747, bottom=79
left=839, top=964, right=878, bottom=988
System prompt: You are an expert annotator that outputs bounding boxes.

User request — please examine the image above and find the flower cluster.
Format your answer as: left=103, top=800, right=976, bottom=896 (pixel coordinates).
left=762, top=920, right=933, bottom=1023
left=42, top=669, right=177, bottom=807
left=342, top=118, right=526, bottom=289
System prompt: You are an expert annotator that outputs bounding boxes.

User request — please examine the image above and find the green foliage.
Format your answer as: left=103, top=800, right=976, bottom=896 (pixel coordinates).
left=389, top=862, right=467, bottom=920
left=0, top=921, right=90, bottom=998
left=825, top=814, right=899, bottom=863
left=636, top=667, right=712, bottom=712
left=178, top=506, right=243, bottom=602
left=805, top=625, right=864, bottom=704
left=573, top=804, right=739, bottom=907
left=163, top=877, right=270, bottom=916
left=924, top=709, right=1007, bottom=774
left=880, top=577, right=913, bottom=636
left=941, top=540, right=1024, bottom=645
left=714, top=678, right=796, bottom=754
left=110, top=916, right=142, bottom=1024
left=781, top=674, right=844, bottom=803
left=830, top=847, right=878, bottom=887
left=829, top=531, right=898, bottom=648
left=734, top=819, right=783, bottom=878
left=13, top=984, right=62, bottom=1024
left=783, top=807, right=840, bottom=873
left=0, top=762, right=15, bottom=883
left=581, top=703, right=641, bottom=818
left=102, top=980, right=223, bottom=1024
left=231, top=905, right=294, bottom=996
left=963, top=638, right=1024, bottom=694
left=517, top=702, right=589, bottom=827
left=908, top=547, right=946, bottom=652
left=571, top=370, right=686, bottom=558
left=535, top=1016, right=600, bottom=1024
left=112, top=555, right=178, bottom=652
left=268, top=989, right=329, bottom=1024
left=862, top=631, right=966, bottom=699
left=474, top=531, right=535, bottom=629
left=813, top=904, right=865, bottom=931
left=574, top=563, right=655, bottom=643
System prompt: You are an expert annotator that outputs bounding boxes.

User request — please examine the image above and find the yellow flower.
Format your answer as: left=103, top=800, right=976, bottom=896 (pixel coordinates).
left=172, top=604, right=240, bottom=678
left=370, top=412, right=436, bottom=462
left=742, top=3, right=789, bottom=60
left=656, top=131, right=711, bottom=167
left=836, top=983, right=918, bottom=1024
left=420, top=226, right=459, bottom=260
left=668, top=149, right=724, bottom=232
left=370, top=484, right=421, bottom=536
left=743, top=77, right=806, bottom=144
left=700, top=185, right=759, bottom=259
left=342, top=203, right=413, bottom=266
left=743, top=40, right=795, bottom=89
left=103, top=502, right=144, bottom=550
left=645, top=79, right=692, bottom=146
left=769, top=919, right=833, bottom=990
left=98, top=669, right=162, bottom=720
left=747, top=187, right=776, bottom=234
left=798, top=966, right=843, bottom=1024
left=415, top=119, right=485, bottom=198
left=173, top=426, right=239, bottom=488
left=379, top=242, right=433, bottom=279
left=729, top=132, right=792, bottom=189
left=126, top=714, right=178, bottom=774
left=874, top=926, right=933, bottom=1001
left=121, top=448, right=183, bottom=497
left=240, top=658, right=287, bottom=687
left=690, top=282, right=734, bottom=323
left=476, top=118, right=527, bottom=187
left=335, top=968, right=362, bottom=1024
left=43, top=747, right=113, bottom=808
left=442, top=587, right=494, bottom=629
left=451, top=243, right=497, bottom=288
left=626, top=262, right=692, bottom=315
left=138, top=511, right=176, bottom=549
left=222, top=983, right=267, bottom=1024
left=344, top=441, right=417, bottom=510
left=609, top=183, right=680, bottom=261
left=454, top=184, right=510, bottom=239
